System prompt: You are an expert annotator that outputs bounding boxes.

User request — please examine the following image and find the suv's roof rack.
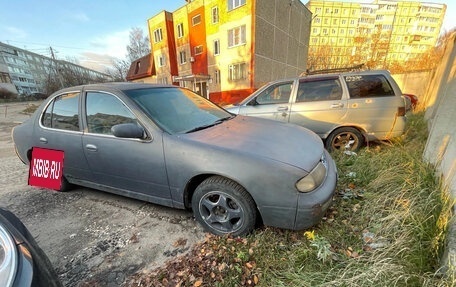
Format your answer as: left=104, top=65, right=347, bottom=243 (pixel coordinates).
left=300, top=64, right=366, bottom=76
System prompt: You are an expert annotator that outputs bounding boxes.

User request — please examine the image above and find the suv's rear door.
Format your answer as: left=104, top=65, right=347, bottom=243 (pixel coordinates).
left=236, top=81, right=294, bottom=123
left=289, top=77, right=348, bottom=138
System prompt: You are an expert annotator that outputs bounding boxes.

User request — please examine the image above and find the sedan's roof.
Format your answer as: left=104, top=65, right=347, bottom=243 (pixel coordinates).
left=54, top=82, right=177, bottom=94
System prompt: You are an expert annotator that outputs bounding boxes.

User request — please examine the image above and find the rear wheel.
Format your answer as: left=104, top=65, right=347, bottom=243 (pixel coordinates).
left=192, top=176, right=256, bottom=236
left=326, top=127, right=364, bottom=152
left=59, top=176, right=73, bottom=192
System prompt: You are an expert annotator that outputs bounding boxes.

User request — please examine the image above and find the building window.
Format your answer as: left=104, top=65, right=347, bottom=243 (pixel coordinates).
left=228, top=0, right=246, bottom=11
left=194, top=45, right=203, bottom=55
left=192, top=14, right=201, bottom=26
left=315, top=18, right=321, bottom=24
left=228, top=25, right=246, bottom=48
left=179, top=51, right=187, bottom=64
left=228, top=62, right=247, bottom=81
left=157, top=54, right=166, bottom=67
left=212, top=6, right=219, bottom=24
left=177, top=23, right=184, bottom=38
left=214, top=39, right=220, bottom=55
left=214, top=70, right=220, bottom=84
left=153, top=28, right=163, bottom=43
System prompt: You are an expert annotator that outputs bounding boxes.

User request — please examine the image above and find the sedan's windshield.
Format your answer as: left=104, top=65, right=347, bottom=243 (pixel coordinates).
left=124, top=87, right=232, bottom=134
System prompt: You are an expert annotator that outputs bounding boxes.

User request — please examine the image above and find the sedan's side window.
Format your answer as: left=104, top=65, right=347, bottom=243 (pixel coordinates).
left=255, top=82, right=293, bottom=105
left=41, top=92, right=80, bottom=131
left=296, top=79, right=342, bottom=102
left=86, top=92, right=138, bottom=135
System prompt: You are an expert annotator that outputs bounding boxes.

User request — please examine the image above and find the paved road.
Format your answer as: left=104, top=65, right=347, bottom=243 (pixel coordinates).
left=0, top=102, right=205, bottom=286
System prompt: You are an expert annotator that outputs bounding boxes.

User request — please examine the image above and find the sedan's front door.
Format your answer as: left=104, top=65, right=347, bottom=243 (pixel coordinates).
left=81, top=91, right=171, bottom=205
left=237, top=81, right=294, bottom=123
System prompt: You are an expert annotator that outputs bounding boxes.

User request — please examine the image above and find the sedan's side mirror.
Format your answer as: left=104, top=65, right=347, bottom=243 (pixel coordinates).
left=247, top=98, right=258, bottom=106
left=111, top=123, right=145, bottom=139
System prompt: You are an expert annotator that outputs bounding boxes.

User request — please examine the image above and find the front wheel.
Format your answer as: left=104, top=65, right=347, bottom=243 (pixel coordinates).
left=192, top=176, right=256, bottom=236
left=326, top=127, right=364, bottom=152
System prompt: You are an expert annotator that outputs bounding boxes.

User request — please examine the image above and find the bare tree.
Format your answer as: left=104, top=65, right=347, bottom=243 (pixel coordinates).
left=126, top=27, right=151, bottom=62
left=105, top=58, right=131, bottom=82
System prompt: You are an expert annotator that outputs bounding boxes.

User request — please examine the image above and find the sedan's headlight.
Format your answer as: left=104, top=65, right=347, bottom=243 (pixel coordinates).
left=296, top=158, right=327, bottom=193
left=0, top=224, right=17, bottom=287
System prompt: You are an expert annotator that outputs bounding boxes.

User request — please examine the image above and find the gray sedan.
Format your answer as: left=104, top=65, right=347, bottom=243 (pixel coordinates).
left=12, top=83, right=337, bottom=236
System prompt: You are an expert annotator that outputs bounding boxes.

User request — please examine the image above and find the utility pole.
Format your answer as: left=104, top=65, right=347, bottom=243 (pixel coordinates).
left=50, top=46, right=64, bottom=88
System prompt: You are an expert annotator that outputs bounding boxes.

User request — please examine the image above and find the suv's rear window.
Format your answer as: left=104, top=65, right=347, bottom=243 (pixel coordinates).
left=345, top=75, right=395, bottom=98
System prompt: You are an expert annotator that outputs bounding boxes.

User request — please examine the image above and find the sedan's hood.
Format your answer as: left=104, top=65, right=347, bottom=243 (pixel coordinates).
left=183, top=115, right=323, bottom=172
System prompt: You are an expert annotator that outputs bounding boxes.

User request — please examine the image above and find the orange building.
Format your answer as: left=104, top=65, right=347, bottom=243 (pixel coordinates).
left=127, top=0, right=312, bottom=104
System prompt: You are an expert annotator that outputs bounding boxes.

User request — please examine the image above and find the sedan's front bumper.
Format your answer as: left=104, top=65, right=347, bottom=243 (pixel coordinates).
left=294, top=149, right=337, bottom=230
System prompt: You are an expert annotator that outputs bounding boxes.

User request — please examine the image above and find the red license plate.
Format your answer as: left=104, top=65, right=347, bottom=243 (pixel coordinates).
left=28, top=147, right=64, bottom=191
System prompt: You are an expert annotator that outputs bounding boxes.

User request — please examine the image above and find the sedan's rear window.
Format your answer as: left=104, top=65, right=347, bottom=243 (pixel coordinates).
left=42, top=92, right=80, bottom=131
left=345, top=75, right=395, bottom=98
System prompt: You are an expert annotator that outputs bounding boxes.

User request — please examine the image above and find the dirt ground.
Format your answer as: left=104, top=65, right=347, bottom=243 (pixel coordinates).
left=0, top=102, right=206, bottom=286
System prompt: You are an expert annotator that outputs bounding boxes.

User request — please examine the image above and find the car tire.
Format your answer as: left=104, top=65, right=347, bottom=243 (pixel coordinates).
left=59, top=176, right=73, bottom=192
left=192, top=176, right=256, bottom=236
left=326, top=127, right=364, bottom=152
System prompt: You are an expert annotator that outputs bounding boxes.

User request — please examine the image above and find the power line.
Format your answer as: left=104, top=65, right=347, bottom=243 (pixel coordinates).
left=2, top=39, right=88, bottom=51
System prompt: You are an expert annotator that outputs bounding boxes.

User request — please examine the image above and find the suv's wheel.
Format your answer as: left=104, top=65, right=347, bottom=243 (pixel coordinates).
left=192, top=176, right=256, bottom=236
left=326, top=127, right=364, bottom=152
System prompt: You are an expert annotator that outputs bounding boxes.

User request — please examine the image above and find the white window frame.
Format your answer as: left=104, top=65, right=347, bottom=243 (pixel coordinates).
left=212, top=6, right=219, bottom=24
left=228, top=25, right=246, bottom=48
left=194, top=45, right=203, bottom=55
left=228, top=0, right=246, bottom=11
left=228, top=62, right=247, bottom=82
left=179, top=51, right=187, bottom=64
left=214, top=70, right=220, bottom=84
left=177, top=23, right=184, bottom=38
left=192, top=14, right=201, bottom=26
left=153, top=28, right=163, bottom=43
left=157, top=54, right=166, bottom=67
left=214, top=39, right=220, bottom=56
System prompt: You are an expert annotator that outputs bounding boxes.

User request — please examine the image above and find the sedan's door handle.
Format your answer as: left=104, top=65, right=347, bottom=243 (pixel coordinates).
left=85, top=144, right=97, bottom=152
left=39, top=137, right=47, bottom=144
left=330, top=103, right=344, bottom=108
left=277, top=106, right=289, bottom=111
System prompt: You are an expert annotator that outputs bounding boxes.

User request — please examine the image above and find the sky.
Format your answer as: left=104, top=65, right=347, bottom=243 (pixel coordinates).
left=1, top=0, right=454, bottom=73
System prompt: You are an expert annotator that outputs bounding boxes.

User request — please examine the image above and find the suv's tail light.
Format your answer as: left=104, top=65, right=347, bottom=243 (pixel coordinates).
left=397, top=107, right=406, bottom=116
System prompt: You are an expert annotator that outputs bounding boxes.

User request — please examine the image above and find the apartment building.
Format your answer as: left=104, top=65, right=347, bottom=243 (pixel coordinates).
left=0, top=42, right=110, bottom=97
left=127, top=0, right=312, bottom=104
left=306, top=0, right=446, bottom=71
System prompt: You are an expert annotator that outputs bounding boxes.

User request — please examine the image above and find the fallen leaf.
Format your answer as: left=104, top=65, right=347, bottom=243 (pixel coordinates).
left=246, top=262, right=253, bottom=269
left=253, top=275, right=259, bottom=284
left=173, top=238, right=187, bottom=247
left=194, top=280, right=203, bottom=287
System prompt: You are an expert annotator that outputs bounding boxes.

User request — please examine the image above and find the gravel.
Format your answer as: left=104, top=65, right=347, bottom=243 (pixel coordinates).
left=0, top=102, right=206, bottom=286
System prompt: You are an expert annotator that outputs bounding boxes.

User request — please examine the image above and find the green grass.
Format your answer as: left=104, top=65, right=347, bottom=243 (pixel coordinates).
left=126, top=112, right=454, bottom=287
